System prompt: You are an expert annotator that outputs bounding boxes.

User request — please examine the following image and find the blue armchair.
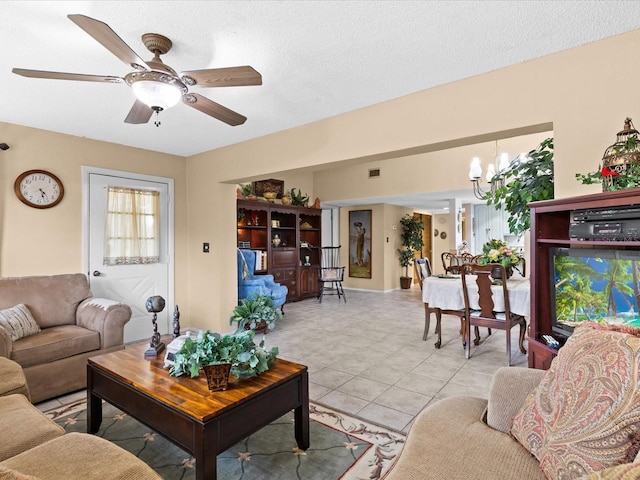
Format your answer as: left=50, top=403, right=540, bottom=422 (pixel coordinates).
left=237, top=249, right=288, bottom=309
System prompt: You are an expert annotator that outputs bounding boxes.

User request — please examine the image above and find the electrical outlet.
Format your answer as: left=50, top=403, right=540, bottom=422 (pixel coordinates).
left=203, top=242, right=210, bottom=253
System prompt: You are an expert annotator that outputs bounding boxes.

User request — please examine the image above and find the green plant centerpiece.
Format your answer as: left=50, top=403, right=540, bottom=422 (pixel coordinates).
left=484, top=137, right=554, bottom=236
left=396, top=213, right=425, bottom=289
left=169, top=329, right=278, bottom=383
left=230, top=293, right=282, bottom=333
left=477, top=239, right=520, bottom=279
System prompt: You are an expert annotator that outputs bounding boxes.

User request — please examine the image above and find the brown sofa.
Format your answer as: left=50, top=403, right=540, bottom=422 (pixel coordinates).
left=0, top=273, right=131, bottom=403
left=0, top=360, right=161, bottom=480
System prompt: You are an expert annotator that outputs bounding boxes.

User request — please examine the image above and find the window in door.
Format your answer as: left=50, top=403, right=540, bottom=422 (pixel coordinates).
left=103, top=186, right=160, bottom=265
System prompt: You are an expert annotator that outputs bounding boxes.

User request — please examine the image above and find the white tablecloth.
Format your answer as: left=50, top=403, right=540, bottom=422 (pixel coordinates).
left=421, top=275, right=530, bottom=317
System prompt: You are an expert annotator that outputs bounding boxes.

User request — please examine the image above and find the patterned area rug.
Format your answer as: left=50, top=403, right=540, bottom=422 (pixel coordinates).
left=45, top=400, right=405, bottom=480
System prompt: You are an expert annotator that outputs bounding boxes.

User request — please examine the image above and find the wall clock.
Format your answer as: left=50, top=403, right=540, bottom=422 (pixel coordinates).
left=14, top=170, right=64, bottom=209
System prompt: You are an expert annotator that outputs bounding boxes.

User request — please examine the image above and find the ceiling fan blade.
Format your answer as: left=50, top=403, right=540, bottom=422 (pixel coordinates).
left=67, top=14, right=148, bottom=69
left=12, top=68, right=123, bottom=83
left=180, top=66, right=262, bottom=88
left=124, top=99, right=154, bottom=124
left=182, top=93, right=247, bottom=126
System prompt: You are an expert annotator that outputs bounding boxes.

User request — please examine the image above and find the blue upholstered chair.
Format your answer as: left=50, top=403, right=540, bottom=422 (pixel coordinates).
left=237, top=249, right=288, bottom=310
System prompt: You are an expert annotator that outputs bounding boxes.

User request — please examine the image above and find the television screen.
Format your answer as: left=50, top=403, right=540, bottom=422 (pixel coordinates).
left=550, top=247, right=640, bottom=337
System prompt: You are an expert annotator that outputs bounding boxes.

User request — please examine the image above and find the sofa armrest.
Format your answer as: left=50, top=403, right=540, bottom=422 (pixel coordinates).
left=77, top=298, right=132, bottom=350
left=0, top=325, right=12, bottom=358
left=486, top=366, right=545, bottom=434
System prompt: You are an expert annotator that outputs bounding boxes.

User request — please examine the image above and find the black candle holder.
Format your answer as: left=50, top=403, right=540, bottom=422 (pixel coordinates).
left=144, top=295, right=166, bottom=357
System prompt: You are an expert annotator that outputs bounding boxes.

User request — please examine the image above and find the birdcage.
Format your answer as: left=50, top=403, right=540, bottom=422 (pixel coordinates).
left=601, top=117, right=640, bottom=191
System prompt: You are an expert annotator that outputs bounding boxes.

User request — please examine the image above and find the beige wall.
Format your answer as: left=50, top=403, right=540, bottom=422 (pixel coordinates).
left=0, top=122, right=188, bottom=312
left=187, top=30, right=639, bottom=330
left=3, top=29, right=640, bottom=333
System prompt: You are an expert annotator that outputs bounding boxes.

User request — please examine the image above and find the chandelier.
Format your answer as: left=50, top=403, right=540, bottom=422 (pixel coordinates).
left=468, top=146, right=528, bottom=200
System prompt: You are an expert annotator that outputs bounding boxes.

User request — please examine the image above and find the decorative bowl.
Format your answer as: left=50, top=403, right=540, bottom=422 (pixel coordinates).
left=263, top=192, right=277, bottom=202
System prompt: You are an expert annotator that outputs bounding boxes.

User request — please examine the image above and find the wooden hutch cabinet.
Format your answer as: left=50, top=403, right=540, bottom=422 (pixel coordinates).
left=237, top=199, right=321, bottom=302
left=529, top=188, right=640, bottom=369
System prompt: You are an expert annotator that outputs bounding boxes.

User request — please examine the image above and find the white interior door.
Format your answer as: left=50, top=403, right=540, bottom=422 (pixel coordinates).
left=86, top=171, right=172, bottom=343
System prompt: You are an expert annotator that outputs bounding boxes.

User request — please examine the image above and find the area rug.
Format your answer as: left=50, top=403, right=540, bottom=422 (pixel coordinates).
left=45, top=400, right=405, bottom=480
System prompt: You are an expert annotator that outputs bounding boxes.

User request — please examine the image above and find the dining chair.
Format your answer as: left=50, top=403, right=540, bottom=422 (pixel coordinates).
left=413, top=257, right=432, bottom=290
left=318, top=246, right=346, bottom=303
left=460, top=263, right=527, bottom=366
left=513, top=256, right=526, bottom=277
left=441, top=252, right=463, bottom=274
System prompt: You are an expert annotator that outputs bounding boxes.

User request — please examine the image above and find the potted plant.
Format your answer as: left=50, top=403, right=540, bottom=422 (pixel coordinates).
left=289, top=188, right=309, bottom=207
left=230, top=293, right=282, bottom=333
left=168, top=329, right=278, bottom=390
left=484, top=137, right=554, bottom=236
left=396, top=214, right=425, bottom=289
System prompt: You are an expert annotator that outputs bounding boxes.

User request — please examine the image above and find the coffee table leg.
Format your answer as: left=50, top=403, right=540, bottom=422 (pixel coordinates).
left=87, top=366, right=102, bottom=433
left=197, top=425, right=217, bottom=480
left=294, top=371, right=310, bottom=450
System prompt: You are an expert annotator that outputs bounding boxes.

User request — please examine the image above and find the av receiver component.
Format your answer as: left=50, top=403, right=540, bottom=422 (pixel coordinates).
left=569, top=220, right=640, bottom=241
left=573, top=204, right=640, bottom=221
left=570, top=204, right=640, bottom=240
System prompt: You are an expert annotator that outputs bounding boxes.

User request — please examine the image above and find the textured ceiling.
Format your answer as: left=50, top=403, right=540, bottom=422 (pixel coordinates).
left=2, top=1, right=640, bottom=158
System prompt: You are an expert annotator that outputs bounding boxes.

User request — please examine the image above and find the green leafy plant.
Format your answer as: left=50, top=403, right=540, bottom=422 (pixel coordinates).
left=484, top=137, right=554, bottom=236
left=396, top=214, right=425, bottom=277
left=169, top=329, right=278, bottom=379
left=230, top=293, right=282, bottom=333
left=289, top=188, right=309, bottom=207
left=240, top=184, right=253, bottom=197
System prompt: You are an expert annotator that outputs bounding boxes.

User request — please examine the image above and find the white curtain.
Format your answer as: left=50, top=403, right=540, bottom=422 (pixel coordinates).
left=104, top=187, right=160, bottom=265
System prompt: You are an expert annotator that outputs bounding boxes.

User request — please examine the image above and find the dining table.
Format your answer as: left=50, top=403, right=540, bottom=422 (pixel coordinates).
left=421, top=273, right=530, bottom=349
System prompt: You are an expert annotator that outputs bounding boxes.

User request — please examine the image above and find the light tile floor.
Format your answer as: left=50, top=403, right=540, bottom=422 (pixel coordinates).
left=37, top=286, right=528, bottom=433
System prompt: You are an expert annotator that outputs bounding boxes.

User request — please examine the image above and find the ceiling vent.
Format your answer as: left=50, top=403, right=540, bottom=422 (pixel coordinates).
left=368, top=168, right=380, bottom=178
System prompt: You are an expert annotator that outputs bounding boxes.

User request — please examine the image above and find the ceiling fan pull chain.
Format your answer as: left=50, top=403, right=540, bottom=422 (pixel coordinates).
left=154, top=110, right=161, bottom=127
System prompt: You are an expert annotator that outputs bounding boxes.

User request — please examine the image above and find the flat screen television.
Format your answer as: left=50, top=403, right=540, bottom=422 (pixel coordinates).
left=550, top=247, right=640, bottom=338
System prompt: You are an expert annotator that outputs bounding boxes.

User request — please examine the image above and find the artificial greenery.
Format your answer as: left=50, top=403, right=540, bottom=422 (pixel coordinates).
left=396, top=214, right=425, bottom=277
left=230, top=293, right=282, bottom=333
left=169, top=329, right=278, bottom=379
left=484, top=137, right=554, bottom=236
left=240, top=184, right=252, bottom=197
left=289, top=188, right=309, bottom=207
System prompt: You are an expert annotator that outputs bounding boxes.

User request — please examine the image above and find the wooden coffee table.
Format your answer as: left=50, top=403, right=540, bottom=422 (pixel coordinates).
left=87, top=342, right=309, bottom=480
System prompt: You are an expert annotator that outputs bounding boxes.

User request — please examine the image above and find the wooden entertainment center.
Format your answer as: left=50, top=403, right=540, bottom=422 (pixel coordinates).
left=237, top=199, right=322, bottom=302
left=529, top=187, right=640, bottom=369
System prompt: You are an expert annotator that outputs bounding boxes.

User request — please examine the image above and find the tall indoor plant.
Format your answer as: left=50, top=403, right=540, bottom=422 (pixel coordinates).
left=397, top=213, right=425, bottom=289
left=483, top=137, right=554, bottom=236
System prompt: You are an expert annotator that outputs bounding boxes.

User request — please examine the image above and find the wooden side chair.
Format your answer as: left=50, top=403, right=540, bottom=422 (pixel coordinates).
left=460, top=263, right=527, bottom=366
left=318, top=246, right=346, bottom=303
left=413, top=257, right=432, bottom=290
left=441, top=252, right=463, bottom=274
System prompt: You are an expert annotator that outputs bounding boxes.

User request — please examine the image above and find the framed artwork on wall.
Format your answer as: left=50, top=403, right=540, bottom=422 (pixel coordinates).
left=349, top=209, right=372, bottom=278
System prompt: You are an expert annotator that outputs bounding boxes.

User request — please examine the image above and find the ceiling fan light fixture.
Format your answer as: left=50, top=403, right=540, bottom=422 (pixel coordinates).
left=132, top=80, right=182, bottom=110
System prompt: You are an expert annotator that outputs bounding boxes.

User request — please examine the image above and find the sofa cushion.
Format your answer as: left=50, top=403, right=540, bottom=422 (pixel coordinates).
left=0, top=357, right=30, bottom=400
left=1, top=432, right=162, bottom=480
left=0, top=394, right=64, bottom=462
left=511, top=322, right=640, bottom=480
left=384, top=395, right=545, bottom=480
left=11, top=325, right=100, bottom=368
left=0, top=274, right=92, bottom=328
left=0, top=305, right=40, bottom=341
left=576, top=463, right=640, bottom=479
left=0, top=465, right=41, bottom=480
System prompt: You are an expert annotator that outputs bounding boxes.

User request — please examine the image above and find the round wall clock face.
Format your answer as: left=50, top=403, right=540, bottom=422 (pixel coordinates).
left=14, top=170, right=64, bottom=209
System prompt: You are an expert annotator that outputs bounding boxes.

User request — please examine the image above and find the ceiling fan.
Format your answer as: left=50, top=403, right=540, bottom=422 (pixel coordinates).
left=13, top=14, right=262, bottom=126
